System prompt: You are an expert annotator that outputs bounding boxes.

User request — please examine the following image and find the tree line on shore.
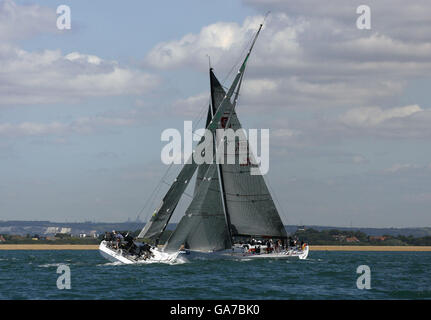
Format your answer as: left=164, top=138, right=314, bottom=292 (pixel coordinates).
left=294, top=228, right=431, bottom=246
left=1, top=228, right=431, bottom=246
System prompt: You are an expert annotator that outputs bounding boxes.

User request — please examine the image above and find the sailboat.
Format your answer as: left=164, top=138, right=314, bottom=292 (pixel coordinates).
left=99, top=22, right=309, bottom=264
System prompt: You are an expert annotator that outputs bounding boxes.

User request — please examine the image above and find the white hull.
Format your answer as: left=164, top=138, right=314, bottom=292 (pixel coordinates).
left=180, top=245, right=309, bottom=261
left=98, top=241, right=179, bottom=264
left=99, top=241, right=309, bottom=264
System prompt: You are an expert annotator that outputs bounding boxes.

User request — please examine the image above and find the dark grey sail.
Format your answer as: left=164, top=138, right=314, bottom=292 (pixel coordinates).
left=138, top=162, right=198, bottom=240
left=211, top=70, right=287, bottom=239
left=138, top=40, right=255, bottom=241
left=164, top=164, right=231, bottom=252
left=194, top=105, right=213, bottom=197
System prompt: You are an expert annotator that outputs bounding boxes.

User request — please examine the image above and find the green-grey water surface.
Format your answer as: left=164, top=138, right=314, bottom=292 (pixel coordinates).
left=0, top=250, right=430, bottom=299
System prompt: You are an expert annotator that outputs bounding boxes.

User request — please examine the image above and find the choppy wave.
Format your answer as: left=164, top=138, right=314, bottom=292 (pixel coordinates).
left=38, top=263, right=69, bottom=268
left=97, top=256, right=188, bottom=266
left=97, top=261, right=124, bottom=267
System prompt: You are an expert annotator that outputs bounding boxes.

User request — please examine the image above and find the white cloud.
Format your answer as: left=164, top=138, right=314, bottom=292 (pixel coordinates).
left=145, top=15, right=269, bottom=70
left=65, top=52, right=103, bottom=65
left=339, top=105, right=423, bottom=127
left=242, top=78, right=278, bottom=97
left=145, top=7, right=431, bottom=113
left=0, top=44, right=160, bottom=105
left=272, top=128, right=300, bottom=139
left=288, top=105, right=431, bottom=141
left=384, top=163, right=417, bottom=173
left=171, top=92, right=209, bottom=117
left=0, top=0, right=57, bottom=41
left=352, top=155, right=367, bottom=164
left=243, top=0, right=431, bottom=43
left=0, top=122, right=68, bottom=136
left=0, top=115, right=138, bottom=137
left=0, top=1, right=160, bottom=105
left=241, top=77, right=404, bottom=110
left=340, top=34, right=431, bottom=62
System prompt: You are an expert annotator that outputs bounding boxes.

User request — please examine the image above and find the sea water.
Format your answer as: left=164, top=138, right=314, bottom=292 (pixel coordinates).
left=0, top=250, right=430, bottom=299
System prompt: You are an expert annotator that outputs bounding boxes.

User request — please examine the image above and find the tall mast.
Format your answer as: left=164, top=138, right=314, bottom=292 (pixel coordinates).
left=138, top=23, right=263, bottom=242
left=212, top=23, right=263, bottom=244
left=210, top=68, right=233, bottom=246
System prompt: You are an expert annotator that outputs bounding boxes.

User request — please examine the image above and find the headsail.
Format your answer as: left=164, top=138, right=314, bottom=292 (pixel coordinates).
left=137, top=160, right=198, bottom=240
left=163, top=164, right=231, bottom=252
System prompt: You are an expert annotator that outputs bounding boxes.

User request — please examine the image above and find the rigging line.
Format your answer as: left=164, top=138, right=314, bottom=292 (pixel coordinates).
left=138, top=155, right=183, bottom=223
left=135, top=96, right=210, bottom=223
left=207, top=54, right=211, bottom=69
left=140, top=102, right=210, bottom=219
left=191, top=96, right=212, bottom=139
left=220, top=32, right=255, bottom=86
left=135, top=179, right=163, bottom=222
left=263, top=11, right=271, bottom=25
left=137, top=168, right=169, bottom=220
left=139, top=98, right=211, bottom=224
left=139, top=170, right=174, bottom=224
left=190, top=98, right=209, bottom=131
left=221, top=12, right=269, bottom=86
left=136, top=162, right=175, bottom=223
left=192, top=95, right=215, bottom=140
left=265, top=174, right=289, bottom=225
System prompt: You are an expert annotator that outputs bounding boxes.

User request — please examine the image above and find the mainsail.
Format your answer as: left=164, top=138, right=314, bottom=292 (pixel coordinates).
left=211, top=70, right=287, bottom=239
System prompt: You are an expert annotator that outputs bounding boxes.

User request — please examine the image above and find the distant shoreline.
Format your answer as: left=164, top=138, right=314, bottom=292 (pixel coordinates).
left=0, top=244, right=99, bottom=250
left=1, top=244, right=431, bottom=251
left=310, top=245, right=431, bottom=251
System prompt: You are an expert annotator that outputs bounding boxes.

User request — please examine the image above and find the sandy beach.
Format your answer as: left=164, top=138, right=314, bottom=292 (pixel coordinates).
left=310, top=245, right=431, bottom=251
left=0, top=244, right=99, bottom=250
left=1, top=244, right=431, bottom=251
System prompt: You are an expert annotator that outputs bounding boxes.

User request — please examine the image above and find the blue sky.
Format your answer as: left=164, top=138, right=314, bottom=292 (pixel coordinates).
left=1, top=0, right=431, bottom=228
